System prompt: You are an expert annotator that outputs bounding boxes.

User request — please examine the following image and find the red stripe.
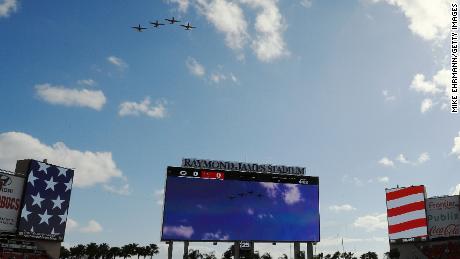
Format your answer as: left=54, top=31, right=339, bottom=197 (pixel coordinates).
left=389, top=218, right=427, bottom=234
left=387, top=201, right=426, bottom=217
left=386, top=186, right=425, bottom=201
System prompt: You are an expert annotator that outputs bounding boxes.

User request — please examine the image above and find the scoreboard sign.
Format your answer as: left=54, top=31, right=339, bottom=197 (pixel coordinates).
left=0, top=171, right=25, bottom=233
left=161, top=166, right=320, bottom=242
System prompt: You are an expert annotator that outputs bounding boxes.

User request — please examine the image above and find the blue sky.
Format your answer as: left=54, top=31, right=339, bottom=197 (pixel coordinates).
left=0, top=0, right=458, bottom=257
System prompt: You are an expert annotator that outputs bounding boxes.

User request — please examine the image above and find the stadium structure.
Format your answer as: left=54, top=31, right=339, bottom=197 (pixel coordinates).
left=0, top=159, right=75, bottom=259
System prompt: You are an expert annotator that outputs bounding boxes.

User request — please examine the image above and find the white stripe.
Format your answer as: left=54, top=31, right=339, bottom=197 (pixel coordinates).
left=387, top=209, right=426, bottom=226
left=389, top=226, right=427, bottom=240
left=386, top=193, right=425, bottom=209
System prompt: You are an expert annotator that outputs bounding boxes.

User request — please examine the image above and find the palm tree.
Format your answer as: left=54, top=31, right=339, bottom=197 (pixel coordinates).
left=260, top=252, right=272, bottom=259
left=70, top=244, right=86, bottom=259
left=202, top=252, right=217, bottom=259
left=147, top=244, right=159, bottom=259
left=98, top=243, right=110, bottom=259
left=121, top=244, right=131, bottom=259
left=60, top=246, right=71, bottom=259
left=360, top=252, right=377, bottom=259
left=108, top=247, right=121, bottom=259
left=86, top=243, right=99, bottom=259
left=188, top=249, right=202, bottom=259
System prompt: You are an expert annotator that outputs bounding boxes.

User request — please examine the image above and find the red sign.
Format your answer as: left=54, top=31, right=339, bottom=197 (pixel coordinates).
left=201, top=171, right=225, bottom=180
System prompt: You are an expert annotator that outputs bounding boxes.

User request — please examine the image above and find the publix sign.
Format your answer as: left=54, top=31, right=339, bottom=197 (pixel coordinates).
left=426, top=195, right=460, bottom=239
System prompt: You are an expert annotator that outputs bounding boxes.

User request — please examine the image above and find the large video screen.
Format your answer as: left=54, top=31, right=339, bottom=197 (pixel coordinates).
left=161, top=167, right=320, bottom=242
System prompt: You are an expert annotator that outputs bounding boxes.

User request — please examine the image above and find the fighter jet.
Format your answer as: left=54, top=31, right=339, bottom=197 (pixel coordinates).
left=228, top=195, right=236, bottom=200
left=132, top=24, right=147, bottom=32
left=180, top=22, right=196, bottom=30
left=165, top=17, right=180, bottom=24
left=238, top=193, right=246, bottom=197
left=150, top=20, right=165, bottom=28
left=256, top=193, right=264, bottom=198
left=247, top=191, right=254, bottom=195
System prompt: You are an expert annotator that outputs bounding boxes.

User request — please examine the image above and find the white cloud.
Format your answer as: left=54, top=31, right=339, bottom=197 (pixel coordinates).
left=377, top=176, right=390, bottom=183
left=410, top=74, right=440, bottom=94
left=396, top=154, right=409, bottom=164
left=371, top=0, right=450, bottom=42
left=202, top=231, right=229, bottom=240
left=166, top=0, right=189, bottom=12
left=119, top=97, right=167, bottom=119
left=80, top=220, right=103, bottom=233
left=210, top=72, right=227, bottom=83
left=186, top=57, right=206, bottom=77
left=195, top=0, right=249, bottom=50
left=230, top=73, right=238, bottom=83
left=378, top=157, right=394, bottom=167
left=247, top=208, right=254, bottom=215
left=342, top=175, right=364, bottom=187
left=417, top=152, right=430, bottom=164
left=163, top=225, right=194, bottom=238
left=420, top=98, right=433, bottom=113
left=77, top=79, right=96, bottom=86
left=382, top=90, right=396, bottom=101
left=0, top=132, right=124, bottom=188
left=300, top=0, right=312, bottom=8
left=66, top=218, right=79, bottom=232
left=329, top=204, right=356, bottom=212
left=410, top=69, right=454, bottom=113
left=154, top=189, right=165, bottom=206
left=283, top=184, right=302, bottom=205
left=35, top=84, right=106, bottom=110
left=107, top=56, right=128, bottom=70
left=0, top=0, right=17, bottom=18
left=103, top=183, right=131, bottom=196
left=241, top=0, right=289, bottom=62
left=353, top=213, right=387, bottom=232
left=452, top=131, right=460, bottom=159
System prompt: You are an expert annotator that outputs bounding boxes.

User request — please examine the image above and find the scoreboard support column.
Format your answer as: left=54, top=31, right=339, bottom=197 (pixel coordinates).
left=183, top=241, right=189, bottom=259
left=167, top=241, right=173, bottom=259
left=307, top=243, right=313, bottom=259
left=294, top=242, right=300, bottom=259
left=234, top=241, right=240, bottom=259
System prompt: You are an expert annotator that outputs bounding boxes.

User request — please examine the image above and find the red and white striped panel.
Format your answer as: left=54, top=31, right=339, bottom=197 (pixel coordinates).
left=386, top=186, right=428, bottom=240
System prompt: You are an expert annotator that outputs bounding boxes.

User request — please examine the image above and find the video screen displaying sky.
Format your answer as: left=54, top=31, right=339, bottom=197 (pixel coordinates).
left=161, top=176, right=319, bottom=242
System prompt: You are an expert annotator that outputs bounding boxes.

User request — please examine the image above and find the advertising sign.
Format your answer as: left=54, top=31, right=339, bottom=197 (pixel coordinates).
left=17, top=160, right=74, bottom=241
left=161, top=166, right=320, bottom=242
left=426, top=195, right=460, bottom=239
left=386, top=186, right=428, bottom=243
left=0, top=171, right=25, bottom=232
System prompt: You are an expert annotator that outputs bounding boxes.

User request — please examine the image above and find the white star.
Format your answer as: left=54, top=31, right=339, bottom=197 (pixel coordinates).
left=37, top=162, right=49, bottom=174
left=57, top=167, right=68, bottom=177
left=28, top=173, right=38, bottom=186
left=51, top=228, right=56, bottom=235
left=21, top=206, right=32, bottom=221
left=64, top=178, right=73, bottom=192
left=38, top=209, right=52, bottom=225
left=52, top=195, right=65, bottom=209
left=45, top=176, right=58, bottom=191
left=31, top=192, right=45, bottom=207
left=59, top=210, right=68, bottom=224
left=30, top=226, right=34, bottom=232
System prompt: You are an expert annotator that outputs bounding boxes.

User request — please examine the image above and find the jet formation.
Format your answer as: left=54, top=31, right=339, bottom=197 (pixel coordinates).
left=132, top=17, right=196, bottom=32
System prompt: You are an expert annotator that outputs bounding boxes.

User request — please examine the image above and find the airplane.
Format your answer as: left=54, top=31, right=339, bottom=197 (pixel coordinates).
left=247, top=191, right=254, bottom=195
left=181, top=22, right=196, bottom=30
left=238, top=193, right=246, bottom=197
left=256, top=194, right=264, bottom=198
left=132, top=24, right=147, bottom=32
left=228, top=196, right=236, bottom=200
left=150, top=20, right=165, bottom=28
left=165, top=17, right=180, bottom=24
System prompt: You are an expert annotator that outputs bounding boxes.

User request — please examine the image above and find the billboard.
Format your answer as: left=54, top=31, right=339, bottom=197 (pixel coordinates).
left=0, top=171, right=25, bottom=233
left=386, top=186, right=428, bottom=243
left=427, top=195, right=460, bottom=239
left=161, top=166, right=320, bottom=242
left=17, top=160, right=74, bottom=241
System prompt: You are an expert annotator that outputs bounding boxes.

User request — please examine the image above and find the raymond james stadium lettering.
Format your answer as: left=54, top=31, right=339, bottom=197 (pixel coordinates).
left=182, top=158, right=306, bottom=175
